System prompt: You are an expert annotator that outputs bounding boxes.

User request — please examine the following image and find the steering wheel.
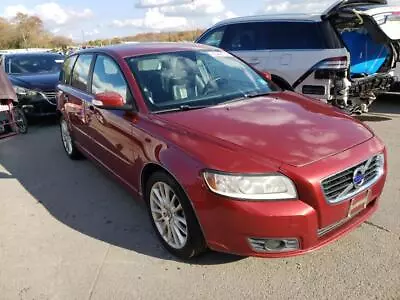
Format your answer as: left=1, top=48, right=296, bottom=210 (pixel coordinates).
left=202, top=77, right=223, bottom=96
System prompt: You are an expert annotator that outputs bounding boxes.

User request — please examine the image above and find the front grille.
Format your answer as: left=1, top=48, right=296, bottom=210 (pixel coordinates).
left=321, top=154, right=384, bottom=204
left=41, top=91, right=57, bottom=104
left=43, top=91, right=56, bottom=99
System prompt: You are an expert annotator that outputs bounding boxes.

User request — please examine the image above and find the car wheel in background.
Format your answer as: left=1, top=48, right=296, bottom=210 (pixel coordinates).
left=145, top=171, right=207, bottom=260
left=13, top=107, right=28, bottom=134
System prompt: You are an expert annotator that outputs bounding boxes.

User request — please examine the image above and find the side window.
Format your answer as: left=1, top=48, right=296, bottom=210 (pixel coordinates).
left=261, top=22, right=325, bottom=50
left=198, top=27, right=225, bottom=48
left=91, top=55, right=131, bottom=104
left=222, top=23, right=259, bottom=51
left=71, top=54, right=93, bottom=91
left=60, top=55, right=77, bottom=84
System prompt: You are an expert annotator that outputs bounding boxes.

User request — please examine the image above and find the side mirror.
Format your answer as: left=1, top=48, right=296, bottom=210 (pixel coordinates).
left=260, top=71, right=272, bottom=81
left=93, top=92, right=133, bottom=111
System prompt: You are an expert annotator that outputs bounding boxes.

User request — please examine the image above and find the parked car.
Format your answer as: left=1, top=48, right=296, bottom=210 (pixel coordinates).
left=196, top=0, right=400, bottom=114
left=0, top=52, right=64, bottom=117
left=57, top=43, right=387, bottom=259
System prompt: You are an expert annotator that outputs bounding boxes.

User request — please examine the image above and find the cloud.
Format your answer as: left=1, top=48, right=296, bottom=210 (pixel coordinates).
left=259, top=0, right=336, bottom=14
left=84, top=29, right=100, bottom=36
left=3, top=5, right=30, bottom=18
left=212, top=10, right=238, bottom=25
left=160, top=0, right=225, bottom=17
left=120, top=0, right=227, bottom=31
left=2, top=2, right=93, bottom=25
left=113, top=8, right=188, bottom=30
left=135, top=0, right=194, bottom=8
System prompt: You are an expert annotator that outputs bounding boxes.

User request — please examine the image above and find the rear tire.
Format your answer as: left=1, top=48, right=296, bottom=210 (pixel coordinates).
left=145, top=171, right=207, bottom=260
left=60, top=116, right=82, bottom=160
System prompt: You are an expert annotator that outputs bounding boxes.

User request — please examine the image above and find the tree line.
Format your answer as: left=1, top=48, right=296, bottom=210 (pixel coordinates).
left=86, top=29, right=204, bottom=47
left=0, top=13, right=72, bottom=50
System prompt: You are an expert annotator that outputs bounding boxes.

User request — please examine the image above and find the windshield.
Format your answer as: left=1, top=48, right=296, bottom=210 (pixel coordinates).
left=5, top=54, right=64, bottom=75
left=126, top=50, right=279, bottom=112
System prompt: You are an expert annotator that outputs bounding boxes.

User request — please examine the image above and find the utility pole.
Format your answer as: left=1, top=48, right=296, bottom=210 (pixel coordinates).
left=81, top=30, right=85, bottom=46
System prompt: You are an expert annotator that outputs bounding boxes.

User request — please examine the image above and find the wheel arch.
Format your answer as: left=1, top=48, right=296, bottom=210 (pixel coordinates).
left=140, top=159, right=208, bottom=242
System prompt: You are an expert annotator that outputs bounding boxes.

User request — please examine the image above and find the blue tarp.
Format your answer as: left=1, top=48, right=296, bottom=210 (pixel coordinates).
left=341, top=30, right=389, bottom=75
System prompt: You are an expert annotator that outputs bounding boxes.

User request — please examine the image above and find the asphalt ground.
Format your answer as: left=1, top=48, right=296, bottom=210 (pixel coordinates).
left=0, top=96, right=399, bottom=300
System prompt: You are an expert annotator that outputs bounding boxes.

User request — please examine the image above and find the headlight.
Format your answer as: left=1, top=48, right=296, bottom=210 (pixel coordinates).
left=375, top=153, right=385, bottom=175
left=203, top=171, right=297, bottom=200
left=13, top=86, right=36, bottom=96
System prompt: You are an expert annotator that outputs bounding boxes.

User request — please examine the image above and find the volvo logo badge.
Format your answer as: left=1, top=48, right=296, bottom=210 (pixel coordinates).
left=353, top=166, right=366, bottom=188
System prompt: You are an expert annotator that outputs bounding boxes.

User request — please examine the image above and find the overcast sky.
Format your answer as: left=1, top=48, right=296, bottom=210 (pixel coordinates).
left=1, top=0, right=400, bottom=41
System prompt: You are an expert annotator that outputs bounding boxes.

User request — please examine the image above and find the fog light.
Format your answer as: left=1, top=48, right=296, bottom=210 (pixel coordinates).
left=248, top=238, right=299, bottom=253
left=264, top=239, right=285, bottom=251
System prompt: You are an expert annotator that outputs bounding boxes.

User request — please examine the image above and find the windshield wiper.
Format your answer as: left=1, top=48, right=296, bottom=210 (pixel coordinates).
left=154, top=104, right=209, bottom=114
left=218, top=91, right=271, bottom=106
left=242, top=91, right=271, bottom=98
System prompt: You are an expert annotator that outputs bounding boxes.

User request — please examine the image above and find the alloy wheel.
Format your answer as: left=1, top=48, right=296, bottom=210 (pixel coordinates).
left=149, top=182, right=188, bottom=249
left=61, top=119, right=73, bottom=155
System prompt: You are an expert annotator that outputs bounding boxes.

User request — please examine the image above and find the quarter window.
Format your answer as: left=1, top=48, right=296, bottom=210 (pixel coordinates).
left=71, top=54, right=93, bottom=91
left=91, top=55, right=131, bottom=104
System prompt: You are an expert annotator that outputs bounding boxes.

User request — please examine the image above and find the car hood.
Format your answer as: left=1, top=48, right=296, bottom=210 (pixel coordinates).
left=8, top=72, right=60, bottom=91
left=158, top=92, right=374, bottom=167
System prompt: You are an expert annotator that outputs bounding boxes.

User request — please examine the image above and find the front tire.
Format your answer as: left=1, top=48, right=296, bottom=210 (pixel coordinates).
left=13, top=107, right=28, bottom=134
left=145, top=171, right=206, bottom=260
left=60, top=116, right=81, bottom=160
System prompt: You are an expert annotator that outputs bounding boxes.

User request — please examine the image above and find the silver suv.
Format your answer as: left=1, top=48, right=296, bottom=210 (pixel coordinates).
left=196, top=0, right=400, bottom=113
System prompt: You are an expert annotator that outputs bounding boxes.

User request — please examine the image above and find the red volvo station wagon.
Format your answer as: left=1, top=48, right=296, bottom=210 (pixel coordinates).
left=57, top=43, right=387, bottom=259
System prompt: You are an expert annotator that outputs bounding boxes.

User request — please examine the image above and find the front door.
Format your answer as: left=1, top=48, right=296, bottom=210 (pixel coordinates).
left=85, top=54, right=139, bottom=190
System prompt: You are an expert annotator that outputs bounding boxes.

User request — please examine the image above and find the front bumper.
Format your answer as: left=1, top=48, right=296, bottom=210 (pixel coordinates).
left=188, top=138, right=386, bottom=257
left=194, top=184, right=382, bottom=258
left=17, top=93, right=57, bottom=117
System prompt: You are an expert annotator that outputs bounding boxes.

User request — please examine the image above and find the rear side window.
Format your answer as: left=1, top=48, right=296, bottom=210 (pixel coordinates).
left=60, top=55, right=77, bottom=84
left=71, top=54, right=93, bottom=91
left=198, top=27, right=226, bottom=47
left=222, top=21, right=343, bottom=51
left=261, top=22, right=327, bottom=49
left=91, top=55, right=132, bottom=104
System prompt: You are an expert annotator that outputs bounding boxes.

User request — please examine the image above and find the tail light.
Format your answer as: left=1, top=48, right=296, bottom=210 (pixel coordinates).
left=374, top=11, right=400, bottom=25
left=317, top=56, right=348, bottom=70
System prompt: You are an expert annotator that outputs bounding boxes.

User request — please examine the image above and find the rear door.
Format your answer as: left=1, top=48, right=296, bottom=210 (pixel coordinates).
left=220, top=21, right=346, bottom=86
left=220, top=23, right=271, bottom=70
left=258, top=21, right=346, bottom=86
left=58, top=54, right=94, bottom=147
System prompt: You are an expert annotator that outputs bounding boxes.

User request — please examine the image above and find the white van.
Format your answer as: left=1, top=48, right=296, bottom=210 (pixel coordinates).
left=196, top=0, right=400, bottom=113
